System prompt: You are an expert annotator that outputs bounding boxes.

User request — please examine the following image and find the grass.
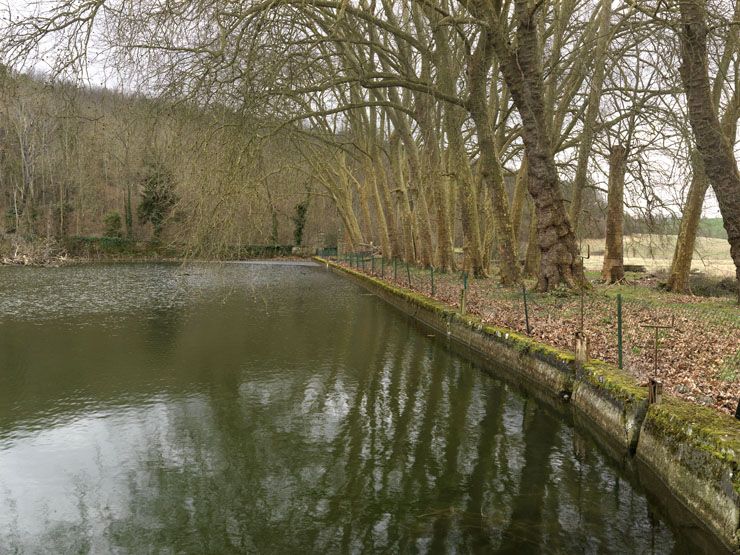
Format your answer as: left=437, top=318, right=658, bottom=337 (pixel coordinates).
left=717, top=351, right=740, bottom=382
left=582, top=233, right=734, bottom=277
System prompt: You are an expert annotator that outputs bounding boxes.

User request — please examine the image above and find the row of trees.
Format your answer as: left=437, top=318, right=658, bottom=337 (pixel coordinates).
left=1, top=0, right=738, bottom=291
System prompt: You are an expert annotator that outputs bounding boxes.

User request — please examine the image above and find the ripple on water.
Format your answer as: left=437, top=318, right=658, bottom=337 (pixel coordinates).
left=0, top=263, right=700, bottom=553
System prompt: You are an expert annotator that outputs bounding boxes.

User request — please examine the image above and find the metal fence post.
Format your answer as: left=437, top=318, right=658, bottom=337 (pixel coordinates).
left=522, top=283, right=531, bottom=334
left=617, top=293, right=623, bottom=369
left=394, top=258, right=398, bottom=281
left=640, top=315, right=674, bottom=404
left=381, top=257, right=385, bottom=278
left=459, top=271, right=468, bottom=314
left=371, top=255, right=375, bottom=273
left=430, top=266, right=435, bottom=296
left=574, top=243, right=591, bottom=363
left=406, top=262, right=412, bottom=287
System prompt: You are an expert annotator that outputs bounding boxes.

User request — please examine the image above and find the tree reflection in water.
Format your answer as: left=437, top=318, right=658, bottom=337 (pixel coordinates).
left=0, top=263, right=685, bottom=553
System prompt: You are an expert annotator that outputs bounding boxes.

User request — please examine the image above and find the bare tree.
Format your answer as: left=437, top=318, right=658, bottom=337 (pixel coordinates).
left=676, top=0, right=740, bottom=288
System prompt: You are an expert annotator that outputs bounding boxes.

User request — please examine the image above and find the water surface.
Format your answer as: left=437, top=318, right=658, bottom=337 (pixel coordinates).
left=0, top=263, right=684, bottom=552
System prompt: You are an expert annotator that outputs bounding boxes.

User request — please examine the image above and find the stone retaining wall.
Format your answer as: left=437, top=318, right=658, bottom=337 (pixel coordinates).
left=317, top=257, right=740, bottom=552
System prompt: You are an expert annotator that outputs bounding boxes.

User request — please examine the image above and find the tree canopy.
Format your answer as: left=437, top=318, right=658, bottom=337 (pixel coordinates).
left=1, top=0, right=738, bottom=290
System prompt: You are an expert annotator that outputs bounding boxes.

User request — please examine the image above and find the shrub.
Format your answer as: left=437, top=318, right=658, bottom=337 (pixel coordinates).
left=138, top=162, right=177, bottom=238
left=291, top=200, right=309, bottom=246
left=688, top=273, right=738, bottom=298
left=103, top=211, right=123, bottom=238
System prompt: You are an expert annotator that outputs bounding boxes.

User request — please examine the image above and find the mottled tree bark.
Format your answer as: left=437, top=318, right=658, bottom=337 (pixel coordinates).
left=367, top=158, right=392, bottom=259
left=432, top=19, right=486, bottom=275
left=601, top=145, right=626, bottom=283
left=425, top=147, right=456, bottom=271
left=525, top=198, right=540, bottom=277
left=333, top=156, right=365, bottom=251
left=437, top=97, right=485, bottom=275
left=668, top=86, right=739, bottom=292
left=374, top=156, right=402, bottom=259
left=678, top=0, right=740, bottom=286
left=511, top=157, right=528, bottom=244
left=488, top=1, right=583, bottom=290
left=388, top=88, right=435, bottom=267
left=669, top=0, right=739, bottom=292
left=414, top=180, right=436, bottom=267
left=668, top=154, right=709, bottom=292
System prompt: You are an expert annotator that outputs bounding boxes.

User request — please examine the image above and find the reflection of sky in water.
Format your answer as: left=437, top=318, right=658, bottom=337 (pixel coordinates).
left=0, top=397, right=201, bottom=545
left=0, top=263, right=687, bottom=553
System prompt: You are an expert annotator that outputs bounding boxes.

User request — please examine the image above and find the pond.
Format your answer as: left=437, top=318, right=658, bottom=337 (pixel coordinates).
left=0, top=262, right=701, bottom=552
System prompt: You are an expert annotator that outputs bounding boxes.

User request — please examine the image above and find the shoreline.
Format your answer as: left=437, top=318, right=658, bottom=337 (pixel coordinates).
left=315, top=256, right=740, bottom=552
left=3, top=254, right=737, bottom=549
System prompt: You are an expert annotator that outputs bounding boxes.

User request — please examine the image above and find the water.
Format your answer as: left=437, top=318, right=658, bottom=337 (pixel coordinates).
left=0, top=262, right=690, bottom=552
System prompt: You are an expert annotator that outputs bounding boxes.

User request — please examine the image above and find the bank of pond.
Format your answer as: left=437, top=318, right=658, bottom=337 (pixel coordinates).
left=0, top=261, right=734, bottom=552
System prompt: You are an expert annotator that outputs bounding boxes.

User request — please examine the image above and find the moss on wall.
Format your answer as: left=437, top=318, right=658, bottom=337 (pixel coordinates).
left=317, top=256, right=740, bottom=548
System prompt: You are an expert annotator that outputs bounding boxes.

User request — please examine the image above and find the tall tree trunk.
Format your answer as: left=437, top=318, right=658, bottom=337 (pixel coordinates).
left=264, top=183, right=279, bottom=244
left=511, top=157, right=528, bottom=244
left=668, top=72, right=739, bottom=292
left=125, top=184, right=133, bottom=239
left=467, top=29, right=521, bottom=284
left=333, top=181, right=364, bottom=252
left=390, top=133, right=419, bottom=262
left=667, top=155, right=710, bottom=292
left=375, top=157, right=402, bottom=259
left=444, top=103, right=486, bottom=276
left=368, top=159, right=392, bottom=260
left=355, top=178, right=374, bottom=248
left=569, top=0, right=612, bottom=232
left=365, top=107, right=392, bottom=260
left=488, top=1, right=583, bottom=290
left=424, top=6, right=485, bottom=275
left=525, top=198, right=540, bottom=277
left=388, top=91, right=435, bottom=267
left=669, top=0, right=739, bottom=292
left=412, top=4, right=453, bottom=271
left=414, top=181, right=436, bottom=267
left=425, top=149, right=455, bottom=271
left=601, top=145, right=626, bottom=283
left=678, top=0, right=740, bottom=287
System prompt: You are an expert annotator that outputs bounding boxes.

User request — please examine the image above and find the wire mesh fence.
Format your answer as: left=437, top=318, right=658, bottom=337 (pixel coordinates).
left=330, top=252, right=740, bottom=415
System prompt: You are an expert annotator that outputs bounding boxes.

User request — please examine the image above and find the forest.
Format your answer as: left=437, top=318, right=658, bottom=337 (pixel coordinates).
left=0, top=0, right=737, bottom=293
